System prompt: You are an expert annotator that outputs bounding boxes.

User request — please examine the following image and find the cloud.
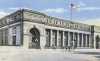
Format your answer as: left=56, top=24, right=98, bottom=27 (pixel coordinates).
left=78, top=1, right=86, bottom=7
left=9, top=8, right=19, bottom=10
left=72, top=1, right=100, bottom=12
left=78, top=18, right=100, bottom=26
left=74, top=6, right=100, bottom=12
left=78, top=7, right=100, bottom=11
left=0, top=11, right=9, bottom=18
left=42, top=8, right=66, bottom=14
left=9, top=7, right=32, bottom=10
left=0, top=7, right=33, bottom=18
left=39, top=0, right=62, bottom=3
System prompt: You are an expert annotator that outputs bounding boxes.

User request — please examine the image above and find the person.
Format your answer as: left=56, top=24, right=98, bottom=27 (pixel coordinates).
left=68, top=46, right=71, bottom=52
left=65, top=46, right=68, bottom=51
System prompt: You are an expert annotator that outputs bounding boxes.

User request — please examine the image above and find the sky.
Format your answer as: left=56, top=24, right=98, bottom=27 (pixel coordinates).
left=0, top=0, right=100, bottom=26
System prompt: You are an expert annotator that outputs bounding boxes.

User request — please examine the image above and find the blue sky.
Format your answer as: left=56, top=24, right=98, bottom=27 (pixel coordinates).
left=0, top=0, right=100, bottom=25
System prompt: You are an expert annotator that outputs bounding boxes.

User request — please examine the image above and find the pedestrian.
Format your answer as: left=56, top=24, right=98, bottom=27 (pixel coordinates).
left=68, top=46, right=71, bottom=52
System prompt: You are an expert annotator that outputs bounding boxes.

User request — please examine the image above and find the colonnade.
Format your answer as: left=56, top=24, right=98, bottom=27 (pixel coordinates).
left=45, top=29, right=91, bottom=49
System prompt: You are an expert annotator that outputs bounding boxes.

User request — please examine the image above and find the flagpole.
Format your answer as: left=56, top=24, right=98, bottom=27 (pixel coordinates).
left=70, top=1, right=73, bottom=21
left=69, top=0, right=75, bottom=49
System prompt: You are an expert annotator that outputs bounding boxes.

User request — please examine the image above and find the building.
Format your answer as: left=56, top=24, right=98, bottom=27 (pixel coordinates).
left=0, top=9, right=100, bottom=49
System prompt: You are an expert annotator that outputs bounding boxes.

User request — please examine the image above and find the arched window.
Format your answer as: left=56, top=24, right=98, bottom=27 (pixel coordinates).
left=29, top=28, right=40, bottom=49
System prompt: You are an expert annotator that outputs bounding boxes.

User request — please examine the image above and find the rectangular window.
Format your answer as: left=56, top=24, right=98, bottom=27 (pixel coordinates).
left=0, top=29, right=8, bottom=46
left=52, top=30, right=57, bottom=47
left=12, top=36, right=16, bottom=45
left=59, top=31, right=63, bottom=47
left=79, top=33, right=82, bottom=47
left=45, top=29, right=50, bottom=47
left=12, top=26, right=21, bottom=46
left=87, top=34, right=89, bottom=47
left=83, top=34, right=86, bottom=47
left=74, top=33, right=78, bottom=47
left=5, top=29, right=8, bottom=45
left=64, top=32, right=68, bottom=47
left=70, top=32, right=73, bottom=42
left=0, top=26, right=21, bottom=46
left=0, top=30, right=3, bottom=45
left=12, top=27, right=16, bottom=35
left=12, top=27, right=16, bottom=46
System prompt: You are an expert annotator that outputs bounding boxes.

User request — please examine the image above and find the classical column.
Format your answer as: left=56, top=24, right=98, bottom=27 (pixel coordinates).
left=94, top=37, right=96, bottom=49
left=50, top=29, right=52, bottom=47
left=81, top=33, right=84, bottom=47
left=85, top=34, right=88, bottom=47
left=77, top=33, right=80, bottom=47
left=57, top=30, right=59, bottom=48
left=62, top=31, right=65, bottom=48
left=87, top=34, right=89, bottom=47
left=90, top=34, right=94, bottom=48
left=68, top=31, right=70, bottom=46
left=89, top=34, right=91, bottom=48
left=3, top=30, right=6, bottom=45
left=64, top=32, right=68, bottom=47
left=73, top=32, right=75, bottom=48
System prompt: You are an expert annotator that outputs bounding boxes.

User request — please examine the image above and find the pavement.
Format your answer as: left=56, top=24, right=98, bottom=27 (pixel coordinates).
left=0, top=48, right=98, bottom=61
left=73, top=49, right=100, bottom=61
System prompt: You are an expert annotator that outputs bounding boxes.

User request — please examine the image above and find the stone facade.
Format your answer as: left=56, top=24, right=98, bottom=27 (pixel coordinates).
left=0, top=9, right=100, bottom=49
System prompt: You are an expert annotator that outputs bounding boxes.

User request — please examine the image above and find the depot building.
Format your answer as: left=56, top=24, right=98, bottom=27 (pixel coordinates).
left=0, top=9, right=100, bottom=49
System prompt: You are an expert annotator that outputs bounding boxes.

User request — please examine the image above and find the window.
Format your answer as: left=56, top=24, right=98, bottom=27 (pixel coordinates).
left=0, top=30, right=3, bottom=45
left=12, top=26, right=21, bottom=46
left=55, top=21, right=57, bottom=24
left=12, top=36, right=16, bottom=45
left=64, top=32, right=68, bottom=47
left=0, top=29, right=8, bottom=46
left=2, top=20, right=6, bottom=25
left=5, top=29, right=8, bottom=45
left=45, top=29, right=50, bottom=47
left=66, top=24, right=70, bottom=28
left=59, top=31, right=63, bottom=47
left=6, top=18, right=10, bottom=24
left=12, top=27, right=17, bottom=46
left=83, top=34, right=86, bottom=47
left=47, top=19, right=52, bottom=24
left=52, top=30, right=57, bottom=47
left=0, top=22, right=2, bottom=26
left=74, top=24, right=78, bottom=29
left=59, top=21, right=62, bottom=25
left=12, top=27, right=16, bottom=35
left=14, top=14, right=21, bottom=21
left=87, top=34, right=89, bottom=47
left=54, top=20, right=57, bottom=24
left=79, top=33, right=82, bottom=47
left=9, top=17, right=14, bottom=22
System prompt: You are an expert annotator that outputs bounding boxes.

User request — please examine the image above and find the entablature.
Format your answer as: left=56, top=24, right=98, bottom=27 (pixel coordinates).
left=23, top=9, right=91, bottom=32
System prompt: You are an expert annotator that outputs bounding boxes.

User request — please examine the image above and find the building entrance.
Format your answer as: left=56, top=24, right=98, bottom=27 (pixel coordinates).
left=29, top=28, right=40, bottom=49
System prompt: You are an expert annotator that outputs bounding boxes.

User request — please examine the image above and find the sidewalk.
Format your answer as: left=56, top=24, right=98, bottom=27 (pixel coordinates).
left=0, top=48, right=98, bottom=61
left=73, top=49, right=100, bottom=61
